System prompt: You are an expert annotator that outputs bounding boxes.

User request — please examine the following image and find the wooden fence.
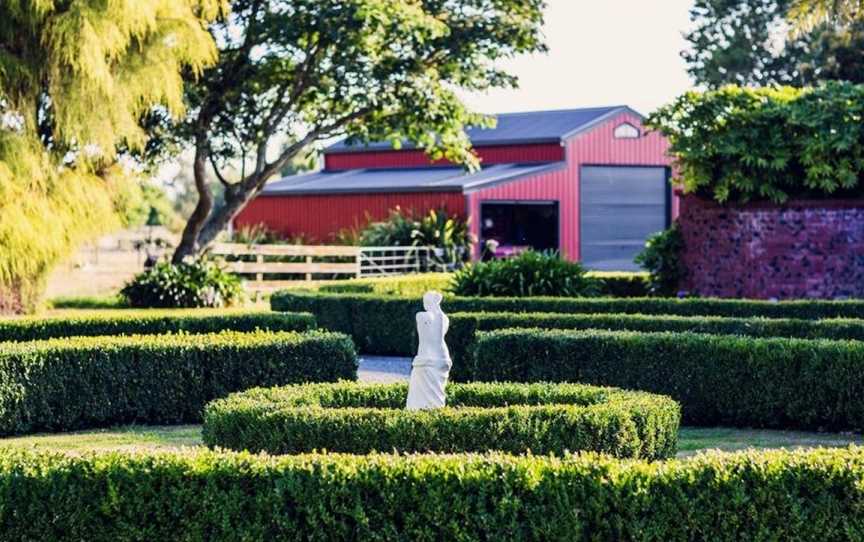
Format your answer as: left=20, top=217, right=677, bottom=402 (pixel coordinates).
left=210, top=243, right=445, bottom=291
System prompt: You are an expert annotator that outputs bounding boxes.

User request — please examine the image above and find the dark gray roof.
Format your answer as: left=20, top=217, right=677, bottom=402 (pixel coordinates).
left=260, top=162, right=564, bottom=195
left=327, top=106, right=636, bottom=153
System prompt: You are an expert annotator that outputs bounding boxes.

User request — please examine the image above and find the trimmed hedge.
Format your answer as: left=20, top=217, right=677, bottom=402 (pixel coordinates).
left=318, top=273, right=452, bottom=296
left=0, top=447, right=863, bottom=540
left=0, top=310, right=316, bottom=342
left=270, top=290, right=864, bottom=356
left=202, top=382, right=680, bottom=459
left=469, top=328, right=864, bottom=431
left=446, top=311, right=864, bottom=379
left=586, top=271, right=649, bottom=297
left=0, top=330, right=356, bottom=435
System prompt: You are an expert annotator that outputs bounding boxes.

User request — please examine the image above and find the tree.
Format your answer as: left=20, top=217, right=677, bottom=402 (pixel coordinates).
left=164, top=0, right=546, bottom=263
left=684, top=0, right=864, bottom=88
left=788, top=0, right=864, bottom=30
left=0, top=1, right=222, bottom=311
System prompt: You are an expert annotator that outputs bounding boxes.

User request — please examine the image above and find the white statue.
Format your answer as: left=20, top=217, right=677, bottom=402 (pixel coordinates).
left=406, top=291, right=451, bottom=410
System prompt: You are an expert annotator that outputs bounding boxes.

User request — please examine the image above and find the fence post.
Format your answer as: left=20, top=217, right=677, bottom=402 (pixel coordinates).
left=305, top=255, right=312, bottom=281
left=255, top=253, right=263, bottom=286
left=355, top=248, right=362, bottom=278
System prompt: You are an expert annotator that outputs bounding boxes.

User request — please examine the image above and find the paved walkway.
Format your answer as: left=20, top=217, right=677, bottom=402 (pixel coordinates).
left=357, top=356, right=411, bottom=383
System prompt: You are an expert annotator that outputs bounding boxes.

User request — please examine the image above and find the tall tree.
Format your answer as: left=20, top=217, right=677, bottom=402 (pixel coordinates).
left=0, top=0, right=222, bottom=312
left=164, top=0, right=546, bottom=263
left=684, top=0, right=864, bottom=88
left=788, top=0, right=864, bottom=30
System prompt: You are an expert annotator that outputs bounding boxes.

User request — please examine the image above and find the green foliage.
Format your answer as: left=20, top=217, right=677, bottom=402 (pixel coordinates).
left=162, top=0, right=546, bottom=260
left=203, top=382, right=679, bottom=459
left=585, top=271, right=649, bottom=297
left=447, top=310, right=864, bottom=378
left=647, top=83, right=864, bottom=203
left=789, top=0, right=864, bottom=31
left=684, top=0, right=864, bottom=88
left=48, top=295, right=127, bottom=310
left=357, top=207, right=473, bottom=266
left=120, top=260, right=244, bottom=308
left=0, top=310, right=314, bottom=342
left=230, top=223, right=289, bottom=244
left=0, top=447, right=864, bottom=540
left=470, top=328, right=864, bottom=430
left=271, top=290, right=864, bottom=356
left=0, top=0, right=222, bottom=312
left=319, top=273, right=452, bottom=296
left=0, top=330, right=356, bottom=435
left=634, top=223, right=684, bottom=296
left=451, top=251, right=600, bottom=297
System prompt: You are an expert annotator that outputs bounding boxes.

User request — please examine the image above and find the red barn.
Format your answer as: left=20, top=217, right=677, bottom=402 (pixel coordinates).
left=235, top=106, right=674, bottom=270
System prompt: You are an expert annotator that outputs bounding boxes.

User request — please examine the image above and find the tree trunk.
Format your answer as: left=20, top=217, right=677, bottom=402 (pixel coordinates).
left=196, top=183, right=262, bottom=250
left=172, top=144, right=213, bottom=264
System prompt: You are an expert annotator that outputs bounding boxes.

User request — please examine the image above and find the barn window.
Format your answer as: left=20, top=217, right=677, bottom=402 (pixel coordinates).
left=614, top=123, right=640, bottom=139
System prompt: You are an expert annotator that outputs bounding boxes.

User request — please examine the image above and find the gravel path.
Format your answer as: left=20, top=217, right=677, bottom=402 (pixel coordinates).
left=357, top=356, right=411, bottom=383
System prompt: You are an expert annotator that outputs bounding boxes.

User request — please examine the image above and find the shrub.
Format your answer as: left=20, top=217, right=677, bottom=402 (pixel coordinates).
left=120, top=260, right=244, bottom=308
left=270, top=290, right=864, bottom=356
left=0, top=330, right=356, bottom=435
left=451, top=251, right=600, bottom=297
left=0, top=447, right=863, bottom=540
left=319, top=273, right=452, bottom=296
left=359, top=207, right=473, bottom=266
left=202, top=382, right=680, bottom=460
left=634, top=223, right=685, bottom=296
left=647, top=83, right=864, bottom=203
left=585, top=271, right=649, bottom=297
left=47, top=295, right=127, bottom=309
left=0, top=310, right=316, bottom=342
left=446, top=311, right=864, bottom=380
left=469, top=328, right=864, bottom=431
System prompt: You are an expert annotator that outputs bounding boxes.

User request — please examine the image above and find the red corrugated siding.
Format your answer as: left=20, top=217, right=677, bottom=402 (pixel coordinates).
left=467, top=112, right=673, bottom=261
left=234, top=192, right=466, bottom=243
left=324, top=143, right=564, bottom=170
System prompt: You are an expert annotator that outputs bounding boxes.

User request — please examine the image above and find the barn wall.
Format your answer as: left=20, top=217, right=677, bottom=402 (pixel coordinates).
left=234, top=192, right=466, bottom=243
left=467, top=112, right=672, bottom=261
left=324, top=143, right=564, bottom=170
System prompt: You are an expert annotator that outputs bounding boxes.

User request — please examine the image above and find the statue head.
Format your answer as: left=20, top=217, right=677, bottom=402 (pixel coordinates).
left=423, top=290, right=443, bottom=313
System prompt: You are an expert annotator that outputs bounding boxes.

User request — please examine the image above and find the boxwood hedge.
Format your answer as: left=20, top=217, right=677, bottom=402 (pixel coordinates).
left=0, top=447, right=862, bottom=541
left=0, top=310, right=315, bottom=342
left=446, top=311, right=864, bottom=377
left=469, top=328, right=864, bottom=431
left=270, top=291, right=864, bottom=360
left=202, top=382, right=680, bottom=460
left=0, top=330, right=356, bottom=435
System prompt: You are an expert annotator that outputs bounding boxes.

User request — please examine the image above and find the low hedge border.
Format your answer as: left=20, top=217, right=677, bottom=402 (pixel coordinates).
left=270, top=291, right=864, bottom=360
left=0, top=310, right=316, bottom=343
left=446, top=310, right=864, bottom=378
left=202, top=382, right=680, bottom=460
left=469, top=328, right=864, bottom=431
left=0, top=330, right=356, bottom=435
left=0, top=447, right=862, bottom=540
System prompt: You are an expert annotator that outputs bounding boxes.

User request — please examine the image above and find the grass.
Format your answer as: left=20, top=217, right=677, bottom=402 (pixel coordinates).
left=2, top=425, right=862, bottom=458
left=0, top=425, right=202, bottom=454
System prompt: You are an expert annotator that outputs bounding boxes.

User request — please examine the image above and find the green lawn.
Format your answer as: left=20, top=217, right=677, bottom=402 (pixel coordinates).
left=2, top=425, right=862, bottom=457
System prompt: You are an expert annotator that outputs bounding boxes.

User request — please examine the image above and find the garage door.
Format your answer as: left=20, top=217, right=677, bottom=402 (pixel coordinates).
left=580, top=166, right=668, bottom=271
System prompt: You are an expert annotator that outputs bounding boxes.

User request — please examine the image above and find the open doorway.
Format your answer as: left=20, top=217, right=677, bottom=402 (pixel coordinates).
left=480, top=201, right=559, bottom=259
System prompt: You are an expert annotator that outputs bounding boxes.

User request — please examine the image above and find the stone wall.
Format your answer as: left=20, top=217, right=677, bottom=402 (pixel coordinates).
left=678, top=195, right=864, bottom=299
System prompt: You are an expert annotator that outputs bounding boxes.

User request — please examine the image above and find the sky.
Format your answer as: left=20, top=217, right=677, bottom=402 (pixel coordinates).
left=459, top=0, right=696, bottom=116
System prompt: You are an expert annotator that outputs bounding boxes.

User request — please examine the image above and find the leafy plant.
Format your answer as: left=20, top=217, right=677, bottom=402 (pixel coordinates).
left=120, top=260, right=244, bottom=308
left=203, top=381, right=679, bottom=459
left=451, top=251, right=600, bottom=298
left=634, top=223, right=685, bottom=296
left=472, top=327, right=864, bottom=431
left=358, top=207, right=473, bottom=268
left=647, top=83, right=864, bottom=203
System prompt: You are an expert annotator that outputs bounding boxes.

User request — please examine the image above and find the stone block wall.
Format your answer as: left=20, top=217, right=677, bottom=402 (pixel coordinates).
left=678, top=195, right=864, bottom=299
